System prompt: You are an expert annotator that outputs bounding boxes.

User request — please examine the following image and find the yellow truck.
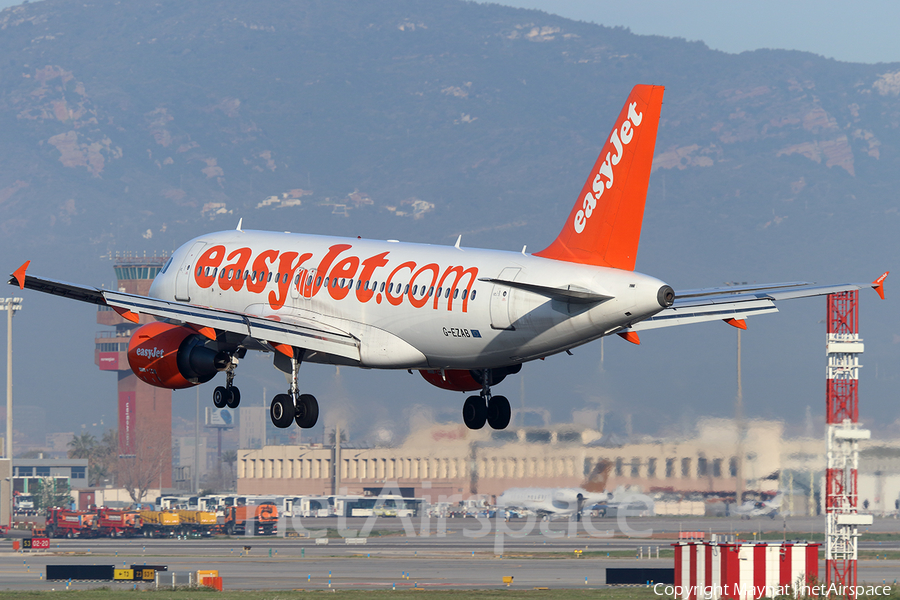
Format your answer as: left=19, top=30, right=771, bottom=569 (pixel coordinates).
left=139, top=510, right=180, bottom=538
left=175, top=510, right=217, bottom=537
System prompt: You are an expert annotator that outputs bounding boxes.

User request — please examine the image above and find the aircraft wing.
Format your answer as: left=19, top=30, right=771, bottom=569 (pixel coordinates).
left=628, top=275, right=887, bottom=332
left=9, top=268, right=361, bottom=361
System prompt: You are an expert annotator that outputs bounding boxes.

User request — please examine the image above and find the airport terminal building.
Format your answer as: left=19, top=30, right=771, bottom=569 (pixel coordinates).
left=236, top=418, right=826, bottom=508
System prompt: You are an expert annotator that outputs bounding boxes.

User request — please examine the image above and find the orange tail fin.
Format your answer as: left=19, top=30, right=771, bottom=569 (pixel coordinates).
left=534, top=84, right=665, bottom=270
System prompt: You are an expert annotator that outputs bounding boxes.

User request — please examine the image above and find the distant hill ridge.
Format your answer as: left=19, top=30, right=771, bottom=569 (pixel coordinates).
left=0, top=0, right=897, bottom=281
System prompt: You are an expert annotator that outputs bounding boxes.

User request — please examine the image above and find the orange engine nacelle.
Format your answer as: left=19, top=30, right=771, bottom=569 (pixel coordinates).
left=127, top=322, right=229, bottom=389
left=419, top=364, right=522, bottom=392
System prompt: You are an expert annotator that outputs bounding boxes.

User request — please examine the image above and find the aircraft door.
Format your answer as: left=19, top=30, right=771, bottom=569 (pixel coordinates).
left=174, top=242, right=206, bottom=302
left=489, top=267, right=520, bottom=331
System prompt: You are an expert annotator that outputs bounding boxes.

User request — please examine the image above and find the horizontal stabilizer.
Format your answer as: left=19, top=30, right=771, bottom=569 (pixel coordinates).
left=479, top=278, right=613, bottom=304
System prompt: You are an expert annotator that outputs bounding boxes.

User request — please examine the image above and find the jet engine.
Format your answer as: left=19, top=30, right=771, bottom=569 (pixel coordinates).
left=127, top=322, right=230, bottom=389
left=419, top=364, right=522, bottom=392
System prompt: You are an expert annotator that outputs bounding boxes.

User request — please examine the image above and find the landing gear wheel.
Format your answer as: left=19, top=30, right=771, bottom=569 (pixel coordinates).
left=225, top=387, right=241, bottom=409
left=213, top=386, right=229, bottom=409
left=463, top=395, right=487, bottom=430
left=295, top=394, right=319, bottom=428
left=270, top=394, right=295, bottom=428
left=487, top=395, right=511, bottom=430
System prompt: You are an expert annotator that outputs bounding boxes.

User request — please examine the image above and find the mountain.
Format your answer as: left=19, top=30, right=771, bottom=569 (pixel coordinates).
left=0, top=0, right=897, bottom=442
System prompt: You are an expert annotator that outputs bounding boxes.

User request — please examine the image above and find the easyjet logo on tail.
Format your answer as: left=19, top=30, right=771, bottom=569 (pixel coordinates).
left=574, top=101, right=643, bottom=234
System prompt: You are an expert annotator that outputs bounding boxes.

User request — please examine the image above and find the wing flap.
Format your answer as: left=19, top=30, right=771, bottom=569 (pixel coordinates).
left=629, top=280, right=879, bottom=332
left=631, top=299, right=778, bottom=331
left=8, top=270, right=361, bottom=362
left=103, top=290, right=360, bottom=361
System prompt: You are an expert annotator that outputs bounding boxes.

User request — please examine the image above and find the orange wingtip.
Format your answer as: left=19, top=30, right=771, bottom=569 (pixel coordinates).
left=873, top=271, right=889, bottom=300
left=112, top=305, right=140, bottom=324
left=724, top=318, right=747, bottom=330
left=192, top=325, right=218, bottom=341
left=617, top=331, right=641, bottom=345
left=12, top=261, right=30, bottom=290
left=271, top=343, right=294, bottom=357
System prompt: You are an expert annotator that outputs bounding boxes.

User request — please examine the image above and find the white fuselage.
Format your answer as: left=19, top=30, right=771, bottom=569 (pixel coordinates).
left=496, top=487, right=609, bottom=516
left=149, top=230, right=669, bottom=369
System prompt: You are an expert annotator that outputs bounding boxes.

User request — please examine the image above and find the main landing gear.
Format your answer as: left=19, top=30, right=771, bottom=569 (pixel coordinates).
left=462, top=370, right=511, bottom=430
left=213, top=356, right=241, bottom=409
left=270, top=352, right=319, bottom=429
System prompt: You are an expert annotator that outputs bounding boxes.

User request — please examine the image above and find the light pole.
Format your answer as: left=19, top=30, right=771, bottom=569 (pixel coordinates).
left=0, top=298, right=23, bottom=460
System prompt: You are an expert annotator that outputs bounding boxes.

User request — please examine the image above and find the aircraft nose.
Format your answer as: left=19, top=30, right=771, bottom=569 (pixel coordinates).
left=657, top=285, right=675, bottom=308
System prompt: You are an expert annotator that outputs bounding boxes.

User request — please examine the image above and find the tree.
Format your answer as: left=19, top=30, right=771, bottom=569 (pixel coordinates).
left=67, top=429, right=118, bottom=486
left=33, top=478, right=73, bottom=511
left=113, top=425, right=170, bottom=505
left=67, top=432, right=96, bottom=459
left=221, top=450, right=237, bottom=491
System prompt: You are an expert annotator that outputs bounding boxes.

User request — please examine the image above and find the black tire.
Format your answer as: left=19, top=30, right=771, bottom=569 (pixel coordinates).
left=225, top=522, right=235, bottom=536
left=295, top=394, right=319, bottom=428
left=213, top=386, right=229, bottom=408
left=270, top=394, right=295, bottom=428
left=226, top=387, right=241, bottom=409
left=487, top=395, right=511, bottom=430
left=462, top=396, right=487, bottom=429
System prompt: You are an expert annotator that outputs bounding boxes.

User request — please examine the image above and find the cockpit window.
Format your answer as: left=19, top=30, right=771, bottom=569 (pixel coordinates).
left=161, top=256, right=174, bottom=274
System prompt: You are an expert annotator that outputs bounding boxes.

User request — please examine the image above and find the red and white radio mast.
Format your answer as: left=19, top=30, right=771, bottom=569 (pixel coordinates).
left=824, top=290, right=872, bottom=595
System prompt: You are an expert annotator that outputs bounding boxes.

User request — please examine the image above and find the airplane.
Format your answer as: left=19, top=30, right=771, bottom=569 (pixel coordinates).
left=8, top=85, right=888, bottom=432
left=496, top=459, right=612, bottom=518
left=733, top=491, right=784, bottom=519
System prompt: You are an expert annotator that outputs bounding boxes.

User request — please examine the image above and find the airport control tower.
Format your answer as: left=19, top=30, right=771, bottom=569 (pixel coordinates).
left=94, top=253, right=172, bottom=489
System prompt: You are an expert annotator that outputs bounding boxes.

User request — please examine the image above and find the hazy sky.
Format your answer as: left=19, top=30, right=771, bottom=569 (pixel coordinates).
left=485, top=0, right=900, bottom=64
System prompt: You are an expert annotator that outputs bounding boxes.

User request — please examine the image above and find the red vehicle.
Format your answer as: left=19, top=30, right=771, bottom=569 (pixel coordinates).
left=95, top=508, right=143, bottom=538
left=45, top=508, right=95, bottom=538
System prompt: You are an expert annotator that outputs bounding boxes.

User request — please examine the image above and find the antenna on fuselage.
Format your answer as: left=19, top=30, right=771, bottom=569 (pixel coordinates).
left=236, top=218, right=243, bottom=232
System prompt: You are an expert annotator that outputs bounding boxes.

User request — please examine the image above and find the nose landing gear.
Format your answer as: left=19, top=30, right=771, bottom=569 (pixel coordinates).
left=462, top=370, right=511, bottom=430
left=269, top=350, right=319, bottom=429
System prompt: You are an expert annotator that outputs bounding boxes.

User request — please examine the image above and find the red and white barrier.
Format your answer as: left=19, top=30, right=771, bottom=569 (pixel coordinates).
left=672, top=541, right=819, bottom=599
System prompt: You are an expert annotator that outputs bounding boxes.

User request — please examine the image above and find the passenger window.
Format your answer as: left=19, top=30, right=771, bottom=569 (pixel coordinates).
left=429, top=286, right=434, bottom=297
left=316, top=276, right=322, bottom=287
left=252, top=271, right=257, bottom=280
left=412, top=285, right=418, bottom=296
left=388, top=283, right=394, bottom=294
left=307, top=275, right=313, bottom=286
left=445, top=288, right=451, bottom=299
left=267, top=272, right=273, bottom=283
left=462, top=289, right=468, bottom=300
left=404, top=284, right=410, bottom=295
left=379, top=282, right=385, bottom=293
left=437, top=287, right=442, bottom=297
left=332, top=277, right=338, bottom=288
left=295, top=274, right=301, bottom=285
left=364, top=280, right=370, bottom=290
left=471, top=290, right=477, bottom=301
left=227, top=269, right=234, bottom=279
left=453, top=289, right=459, bottom=299
left=244, top=271, right=249, bottom=280
left=356, top=280, right=362, bottom=290
left=283, top=273, right=289, bottom=284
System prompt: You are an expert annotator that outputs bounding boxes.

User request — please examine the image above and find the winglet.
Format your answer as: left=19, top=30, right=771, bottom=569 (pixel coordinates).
left=873, top=271, right=889, bottom=300
left=724, top=318, right=747, bottom=330
left=617, top=331, right=641, bottom=345
left=11, top=261, right=30, bottom=290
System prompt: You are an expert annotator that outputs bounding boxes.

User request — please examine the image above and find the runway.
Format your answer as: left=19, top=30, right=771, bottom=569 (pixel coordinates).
left=0, top=516, right=897, bottom=591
